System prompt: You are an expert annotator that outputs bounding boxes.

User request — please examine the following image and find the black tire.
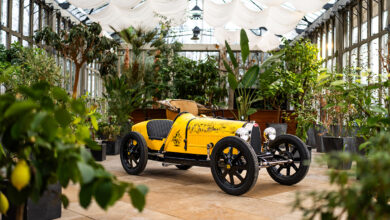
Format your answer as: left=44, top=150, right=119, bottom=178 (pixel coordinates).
left=210, top=136, right=259, bottom=195
left=266, top=134, right=310, bottom=185
left=120, top=131, right=148, bottom=175
left=175, top=165, right=192, bottom=170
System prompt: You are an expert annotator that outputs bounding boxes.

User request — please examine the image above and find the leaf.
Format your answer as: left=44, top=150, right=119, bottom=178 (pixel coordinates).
left=76, top=126, right=91, bottom=141
left=240, top=29, right=249, bottom=63
left=77, top=162, right=95, bottom=184
left=61, top=194, right=69, bottom=209
left=55, top=108, right=72, bottom=127
left=73, top=117, right=82, bottom=125
left=228, top=72, right=238, bottom=90
left=94, top=181, right=113, bottom=209
left=31, top=112, right=47, bottom=130
left=130, top=185, right=148, bottom=212
left=241, top=66, right=259, bottom=88
left=0, top=143, right=5, bottom=159
left=225, top=40, right=238, bottom=69
left=90, top=115, right=98, bottom=131
left=79, top=184, right=93, bottom=208
left=71, top=99, right=86, bottom=115
left=4, top=100, right=39, bottom=118
left=52, top=87, right=69, bottom=101
left=259, top=51, right=282, bottom=69
left=247, top=108, right=257, bottom=116
left=330, top=80, right=345, bottom=86
left=223, top=60, right=233, bottom=74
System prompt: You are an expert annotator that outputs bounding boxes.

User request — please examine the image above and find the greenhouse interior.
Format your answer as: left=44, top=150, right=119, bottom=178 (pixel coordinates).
left=0, top=0, right=390, bottom=219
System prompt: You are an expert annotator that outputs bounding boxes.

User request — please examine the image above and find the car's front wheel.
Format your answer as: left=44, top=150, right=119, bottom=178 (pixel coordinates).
left=210, top=136, right=259, bottom=195
left=120, top=131, right=148, bottom=175
left=266, top=134, right=310, bottom=185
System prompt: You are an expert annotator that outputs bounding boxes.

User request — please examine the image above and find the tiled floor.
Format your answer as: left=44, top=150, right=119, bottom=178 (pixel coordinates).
left=59, top=150, right=330, bottom=220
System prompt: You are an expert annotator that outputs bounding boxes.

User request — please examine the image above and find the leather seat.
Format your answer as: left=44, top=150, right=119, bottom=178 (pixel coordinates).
left=146, top=120, right=173, bottom=140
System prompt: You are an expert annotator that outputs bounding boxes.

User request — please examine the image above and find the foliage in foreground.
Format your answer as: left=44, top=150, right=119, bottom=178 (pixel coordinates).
left=0, top=82, right=147, bottom=218
left=293, top=132, right=390, bottom=219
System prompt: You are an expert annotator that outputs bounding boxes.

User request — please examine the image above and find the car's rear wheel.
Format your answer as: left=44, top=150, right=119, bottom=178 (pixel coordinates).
left=175, top=165, right=192, bottom=170
left=120, top=131, right=148, bottom=175
left=266, top=134, right=310, bottom=185
left=210, top=136, right=259, bottom=195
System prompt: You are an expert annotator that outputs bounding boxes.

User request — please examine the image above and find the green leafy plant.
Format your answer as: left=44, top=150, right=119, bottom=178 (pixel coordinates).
left=0, top=82, right=147, bottom=219
left=34, top=22, right=119, bottom=99
left=0, top=43, right=63, bottom=93
left=97, top=119, right=121, bottom=141
left=103, top=73, right=144, bottom=134
left=224, top=29, right=279, bottom=120
left=151, top=40, right=182, bottom=101
left=293, top=131, right=390, bottom=219
left=171, top=55, right=227, bottom=107
left=317, top=67, right=388, bottom=138
left=257, top=39, right=322, bottom=139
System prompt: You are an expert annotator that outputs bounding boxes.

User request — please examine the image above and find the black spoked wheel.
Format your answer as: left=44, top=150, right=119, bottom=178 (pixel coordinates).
left=266, top=134, right=310, bottom=185
left=211, top=136, right=259, bottom=195
left=175, top=165, right=192, bottom=170
left=120, top=131, right=148, bottom=175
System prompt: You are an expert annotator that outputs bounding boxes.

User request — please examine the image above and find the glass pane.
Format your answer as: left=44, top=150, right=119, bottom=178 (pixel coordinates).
left=12, top=0, right=20, bottom=32
left=328, top=23, right=333, bottom=57
left=42, top=8, right=48, bottom=28
left=360, top=43, right=368, bottom=84
left=381, top=34, right=388, bottom=81
left=352, top=6, right=358, bottom=45
left=383, top=0, right=388, bottom=31
left=0, top=30, right=6, bottom=46
left=361, top=0, right=368, bottom=40
left=33, top=3, right=39, bottom=32
left=343, top=52, right=349, bottom=68
left=72, top=62, right=75, bottom=90
left=1, top=0, right=7, bottom=26
left=22, top=40, right=28, bottom=47
left=23, top=0, right=30, bottom=36
left=322, top=29, right=326, bottom=58
left=317, top=34, right=321, bottom=58
left=370, top=39, right=379, bottom=84
left=66, top=60, right=71, bottom=91
left=11, top=35, right=18, bottom=44
left=351, top=48, right=358, bottom=67
left=372, top=0, right=379, bottom=35
left=344, top=11, right=350, bottom=49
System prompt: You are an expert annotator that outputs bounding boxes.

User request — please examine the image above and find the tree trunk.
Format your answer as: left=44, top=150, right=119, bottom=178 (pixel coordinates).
left=277, top=106, right=281, bottom=123
left=72, top=64, right=82, bottom=99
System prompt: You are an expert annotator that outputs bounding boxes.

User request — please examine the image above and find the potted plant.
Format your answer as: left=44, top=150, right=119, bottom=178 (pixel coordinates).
left=97, top=117, right=121, bottom=155
left=0, top=82, right=148, bottom=219
left=318, top=69, right=363, bottom=169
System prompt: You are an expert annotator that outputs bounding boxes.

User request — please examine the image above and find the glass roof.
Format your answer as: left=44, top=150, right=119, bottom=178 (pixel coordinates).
left=55, top=0, right=338, bottom=45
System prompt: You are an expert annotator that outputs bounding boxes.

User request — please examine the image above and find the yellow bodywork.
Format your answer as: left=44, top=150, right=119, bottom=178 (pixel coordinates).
left=132, top=113, right=245, bottom=155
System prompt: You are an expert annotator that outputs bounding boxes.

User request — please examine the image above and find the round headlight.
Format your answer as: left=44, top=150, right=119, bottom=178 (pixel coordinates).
left=235, top=127, right=250, bottom=142
left=264, top=127, right=276, bottom=141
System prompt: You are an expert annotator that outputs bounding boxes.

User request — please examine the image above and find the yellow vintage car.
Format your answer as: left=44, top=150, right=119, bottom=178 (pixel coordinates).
left=120, top=112, right=311, bottom=195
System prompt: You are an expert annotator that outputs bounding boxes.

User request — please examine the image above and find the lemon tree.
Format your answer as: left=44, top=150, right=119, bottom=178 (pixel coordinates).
left=0, top=82, right=147, bottom=218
